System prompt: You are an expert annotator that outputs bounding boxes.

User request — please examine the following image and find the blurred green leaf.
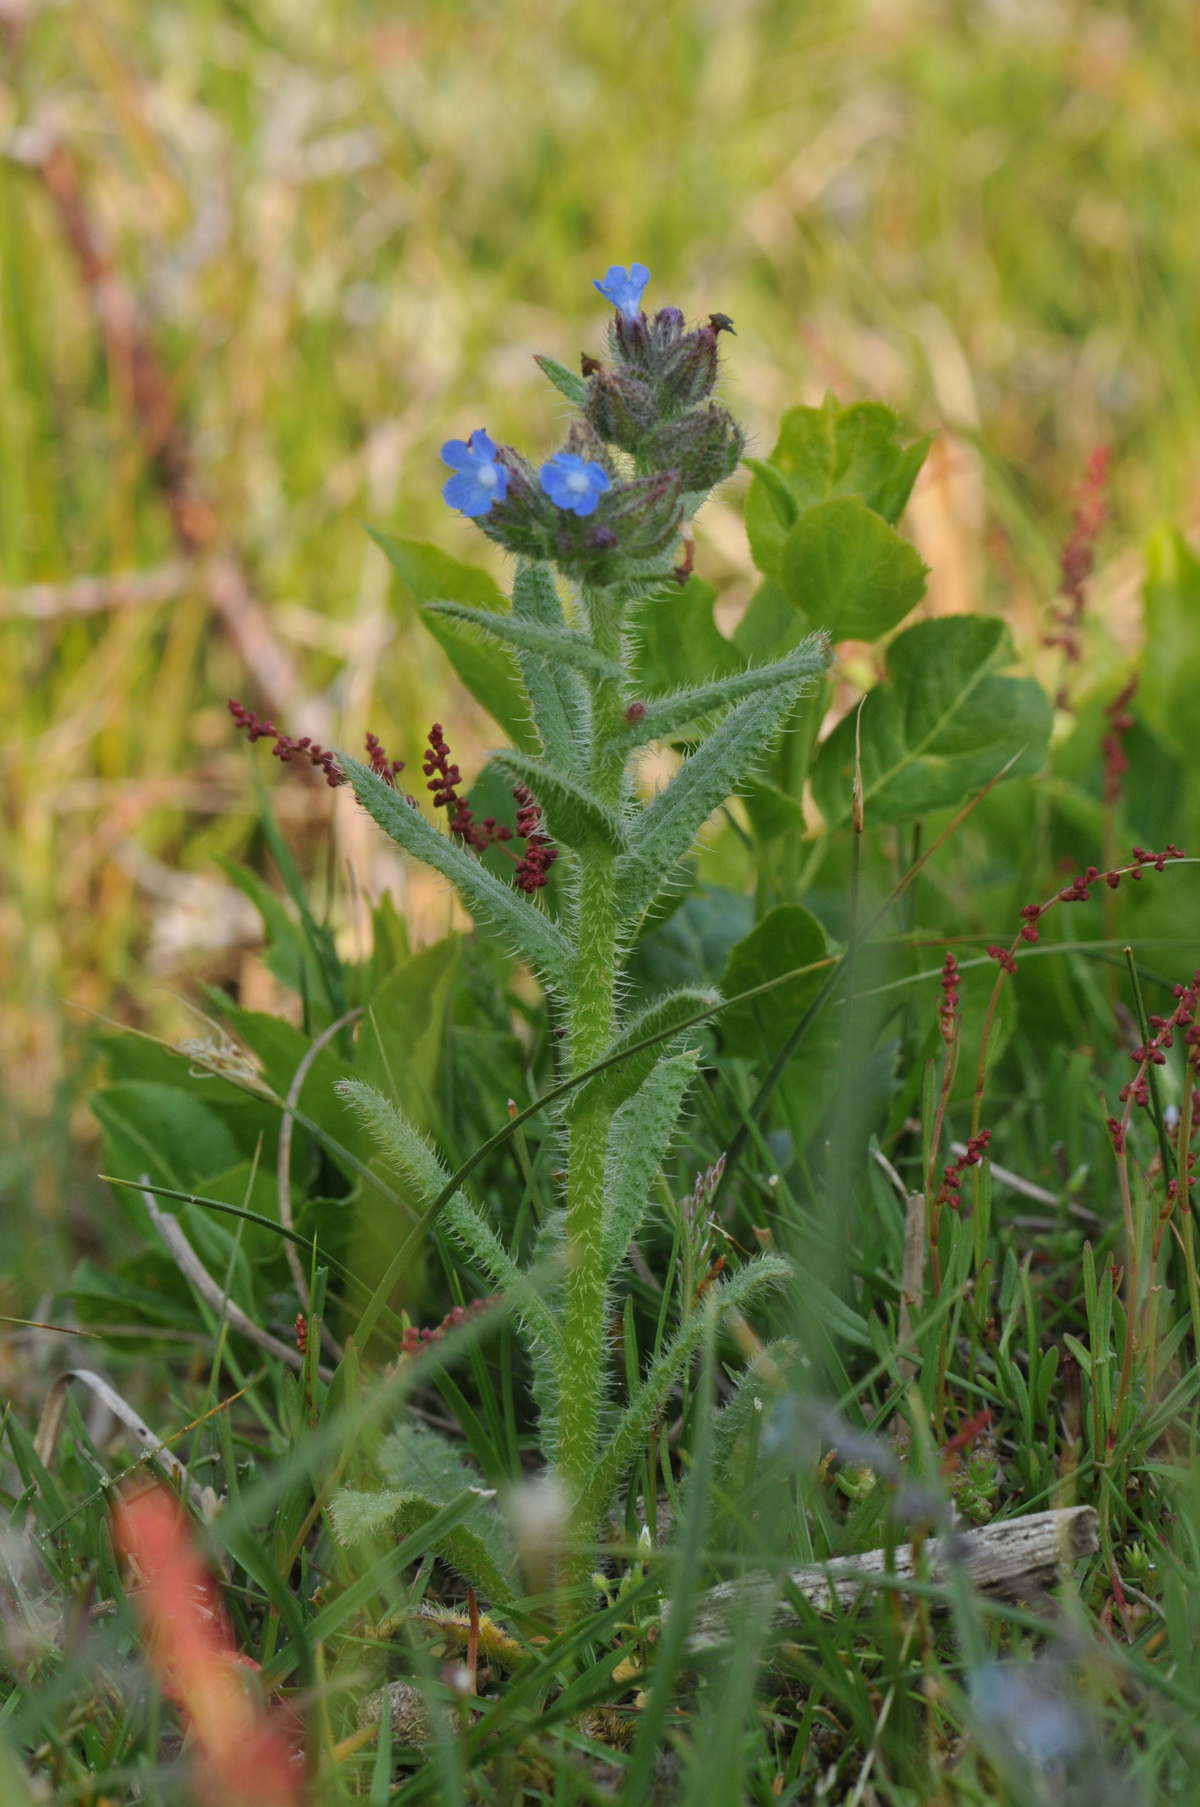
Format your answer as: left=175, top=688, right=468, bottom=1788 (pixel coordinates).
left=739, top=776, right=807, bottom=841
left=719, top=904, right=830, bottom=1060
left=812, top=617, right=1052, bottom=828
left=369, top=530, right=539, bottom=752
left=780, top=496, right=928, bottom=642
left=92, top=1082, right=240, bottom=1194
left=631, top=575, right=743, bottom=697
left=358, top=936, right=461, bottom=1130
left=1141, top=525, right=1200, bottom=761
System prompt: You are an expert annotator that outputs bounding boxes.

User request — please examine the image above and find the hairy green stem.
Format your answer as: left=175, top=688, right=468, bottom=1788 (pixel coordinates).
left=557, top=586, right=630, bottom=1589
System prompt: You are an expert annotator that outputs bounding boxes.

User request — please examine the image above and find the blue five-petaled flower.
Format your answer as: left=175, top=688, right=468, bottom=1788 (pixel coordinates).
left=540, top=453, right=611, bottom=518
left=441, top=429, right=508, bottom=517
left=593, top=262, right=650, bottom=321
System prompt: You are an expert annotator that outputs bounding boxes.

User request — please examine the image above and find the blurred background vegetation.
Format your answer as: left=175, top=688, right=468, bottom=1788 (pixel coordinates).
left=3, top=0, right=1198, bottom=1272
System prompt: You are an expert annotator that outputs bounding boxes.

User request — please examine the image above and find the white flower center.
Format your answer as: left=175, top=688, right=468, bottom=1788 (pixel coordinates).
left=566, top=469, right=590, bottom=495
left=476, top=464, right=497, bottom=489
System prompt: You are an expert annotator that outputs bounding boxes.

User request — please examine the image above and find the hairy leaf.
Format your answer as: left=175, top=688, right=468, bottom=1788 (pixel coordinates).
left=617, top=686, right=802, bottom=922
left=603, top=1053, right=697, bottom=1270
left=337, top=1078, right=564, bottom=1361
left=607, top=636, right=829, bottom=755
left=570, top=991, right=714, bottom=1119
left=535, top=352, right=588, bottom=407
left=811, top=616, right=1052, bottom=829
left=368, top=530, right=538, bottom=753
left=490, top=749, right=627, bottom=854
left=582, top=1256, right=792, bottom=1523
left=342, top=755, right=574, bottom=992
left=779, top=497, right=927, bottom=643
left=329, top=1486, right=514, bottom=1605
left=424, top=601, right=622, bottom=681
left=511, top=561, right=589, bottom=775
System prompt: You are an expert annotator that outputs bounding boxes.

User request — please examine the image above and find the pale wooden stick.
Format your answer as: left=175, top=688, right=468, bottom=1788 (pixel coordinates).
left=686, top=1504, right=1098, bottom=1650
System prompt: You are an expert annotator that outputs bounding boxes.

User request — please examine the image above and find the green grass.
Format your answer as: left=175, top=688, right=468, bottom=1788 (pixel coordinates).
left=6, top=1, right=1200, bottom=1800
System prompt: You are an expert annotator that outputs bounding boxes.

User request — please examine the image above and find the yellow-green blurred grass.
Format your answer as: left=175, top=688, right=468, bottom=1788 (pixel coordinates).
left=2, top=0, right=1200, bottom=1213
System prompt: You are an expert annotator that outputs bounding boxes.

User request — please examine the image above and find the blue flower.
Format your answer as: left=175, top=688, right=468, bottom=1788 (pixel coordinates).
left=539, top=452, right=612, bottom=518
left=593, top=262, right=650, bottom=321
left=441, top=430, right=508, bottom=517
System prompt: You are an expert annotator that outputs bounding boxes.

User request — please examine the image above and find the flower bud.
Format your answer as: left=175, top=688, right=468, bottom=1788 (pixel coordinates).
left=562, top=418, right=618, bottom=478
left=645, top=404, right=745, bottom=495
left=545, top=470, right=682, bottom=583
left=477, top=447, right=559, bottom=559
left=657, top=324, right=720, bottom=413
left=600, top=469, right=683, bottom=560
left=584, top=369, right=658, bottom=452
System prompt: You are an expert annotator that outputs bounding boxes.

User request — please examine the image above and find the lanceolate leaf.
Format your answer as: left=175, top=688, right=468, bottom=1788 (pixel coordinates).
left=342, top=755, right=573, bottom=992
left=535, top=352, right=588, bottom=408
left=779, top=496, right=928, bottom=643
left=490, top=750, right=627, bottom=854
left=337, top=1078, right=565, bottom=1361
left=811, top=616, right=1053, bottom=829
left=570, top=991, right=715, bottom=1118
left=329, top=1487, right=515, bottom=1606
left=424, top=601, right=622, bottom=681
left=368, top=530, right=538, bottom=753
left=603, top=1053, right=697, bottom=1270
left=582, top=1255, right=792, bottom=1524
left=606, top=636, right=829, bottom=755
left=617, top=686, right=801, bottom=922
left=511, top=561, right=589, bottom=775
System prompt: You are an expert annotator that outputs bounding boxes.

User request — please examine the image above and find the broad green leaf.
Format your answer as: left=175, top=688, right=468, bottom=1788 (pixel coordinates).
left=732, top=575, right=811, bottom=664
left=368, top=530, right=538, bottom=754
left=627, top=885, right=753, bottom=996
left=1140, top=526, right=1200, bottom=759
left=745, top=395, right=931, bottom=574
left=490, top=749, right=626, bottom=853
left=92, top=1082, right=240, bottom=1195
left=69, top=1253, right=197, bottom=1334
left=214, top=857, right=313, bottom=999
left=357, top=936, right=461, bottom=1127
left=535, top=352, right=588, bottom=407
left=738, top=776, right=806, bottom=841
left=631, top=576, right=743, bottom=698
left=719, top=905, right=829, bottom=1059
left=605, top=635, right=829, bottom=756
left=811, top=616, right=1052, bottom=829
left=511, top=561, right=588, bottom=775
left=342, top=756, right=574, bottom=993
left=779, top=496, right=928, bottom=643
left=618, top=686, right=803, bottom=921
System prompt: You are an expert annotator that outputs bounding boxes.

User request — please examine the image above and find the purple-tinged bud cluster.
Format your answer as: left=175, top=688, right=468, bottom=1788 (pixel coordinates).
left=438, top=260, right=743, bottom=585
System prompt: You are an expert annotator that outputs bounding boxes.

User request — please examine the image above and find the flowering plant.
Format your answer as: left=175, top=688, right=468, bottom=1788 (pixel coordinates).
left=330, top=265, right=830, bottom=1607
